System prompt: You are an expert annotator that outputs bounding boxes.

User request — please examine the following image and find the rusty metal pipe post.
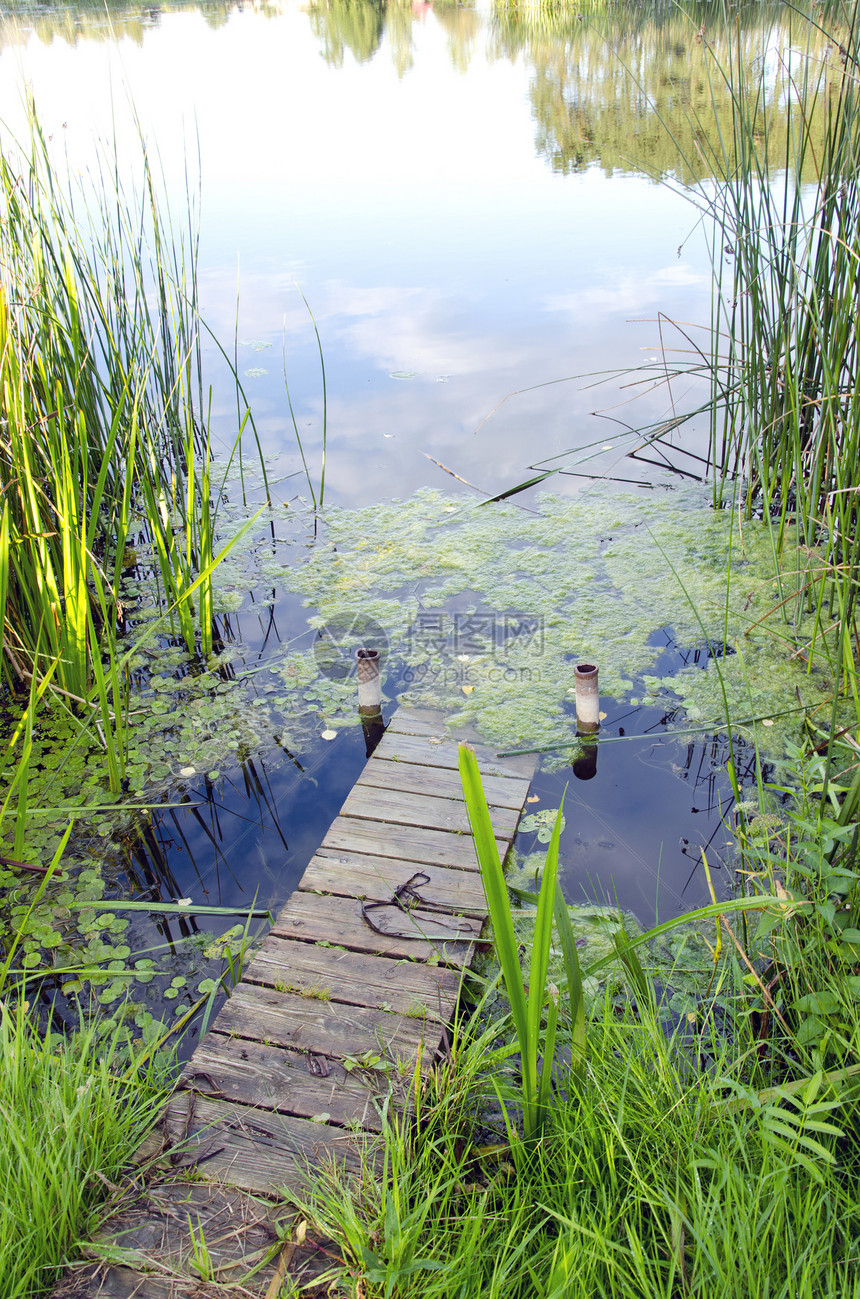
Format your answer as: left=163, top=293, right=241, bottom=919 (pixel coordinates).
left=574, top=662, right=599, bottom=733
left=356, top=647, right=381, bottom=710
left=356, top=647, right=384, bottom=754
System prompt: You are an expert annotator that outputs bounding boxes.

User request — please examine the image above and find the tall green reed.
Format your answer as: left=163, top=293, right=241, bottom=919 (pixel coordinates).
left=0, top=99, right=268, bottom=800
left=460, top=741, right=814, bottom=1135
left=0, top=99, right=258, bottom=706
left=460, top=743, right=590, bottom=1138
left=658, top=6, right=860, bottom=738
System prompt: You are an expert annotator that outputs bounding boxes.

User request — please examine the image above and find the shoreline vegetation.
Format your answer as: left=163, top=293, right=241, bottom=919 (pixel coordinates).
left=2, top=1, right=860, bottom=1295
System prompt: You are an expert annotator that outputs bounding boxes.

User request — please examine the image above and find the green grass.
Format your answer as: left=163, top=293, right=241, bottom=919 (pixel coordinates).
left=295, top=968, right=860, bottom=1298
left=0, top=1001, right=172, bottom=1299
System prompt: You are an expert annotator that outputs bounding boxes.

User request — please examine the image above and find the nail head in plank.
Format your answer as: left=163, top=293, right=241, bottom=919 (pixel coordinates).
left=271, top=891, right=477, bottom=965
left=136, top=1093, right=367, bottom=1192
left=88, top=1179, right=290, bottom=1282
left=54, top=1267, right=190, bottom=1298
left=383, top=711, right=536, bottom=778
left=373, top=729, right=534, bottom=780
left=303, top=851, right=487, bottom=915
left=321, top=817, right=505, bottom=872
left=386, top=709, right=493, bottom=748
left=340, top=784, right=520, bottom=837
left=385, top=712, right=470, bottom=739
left=387, top=706, right=450, bottom=728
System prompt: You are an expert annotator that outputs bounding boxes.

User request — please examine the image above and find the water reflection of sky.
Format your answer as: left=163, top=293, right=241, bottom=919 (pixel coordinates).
left=0, top=1, right=715, bottom=504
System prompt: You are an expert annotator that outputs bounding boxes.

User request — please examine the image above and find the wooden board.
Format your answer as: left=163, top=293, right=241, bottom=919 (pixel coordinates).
left=182, top=1036, right=387, bottom=1130
left=272, top=890, right=478, bottom=965
left=356, top=756, right=530, bottom=810
left=243, top=934, right=463, bottom=1020
left=134, top=1093, right=367, bottom=1192
left=84, top=1180, right=288, bottom=1285
left=320, top=817, right=504, bottom=871
left=340, top=783, right=519, bottom=837
left=302, top=851, right=487, bottom=915
left=55, top=1268, right=198, bottom=1298
left=371, top=728, right=534, bottom=780
left=212, top=982, right=435, bottom=1069
left=382, top=713, right=535, bottom=777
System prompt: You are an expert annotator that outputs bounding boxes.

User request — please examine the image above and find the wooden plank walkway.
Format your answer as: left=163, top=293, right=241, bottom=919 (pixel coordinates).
left=58, top=708, right=535, bottom=1298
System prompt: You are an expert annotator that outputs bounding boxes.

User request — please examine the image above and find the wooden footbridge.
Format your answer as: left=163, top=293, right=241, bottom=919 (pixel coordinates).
left=60, top=708, right=535, bottom=1298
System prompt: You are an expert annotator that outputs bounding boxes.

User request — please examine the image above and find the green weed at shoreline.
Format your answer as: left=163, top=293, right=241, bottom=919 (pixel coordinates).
left=0, top=1001, right=173, bottom=1299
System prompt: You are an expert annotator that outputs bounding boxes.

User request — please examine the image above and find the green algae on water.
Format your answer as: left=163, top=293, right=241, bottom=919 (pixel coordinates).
left=267, top=483, right=837, bottom=756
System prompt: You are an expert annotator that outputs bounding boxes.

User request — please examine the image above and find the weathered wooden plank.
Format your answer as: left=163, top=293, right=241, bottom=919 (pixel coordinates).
left=372, top=729, right=533, bottom=780
left=134, top=1093, right=368, bottom=1192
left=211, top=982, right=435, bottom=1068
left=320, top=817, right=504, bottom=871
left=302, top=851, right=487, bottom=915
left=340, top=783, right=520, bottom=837
left=55, top=1267, right=197, bottom=1297
left=386, top=711, right=493, bottom=746
left=386, top=706, right=449, bottom=728
left=385, top=712, right=468, bottom=738
left=356, top=757, right=531, bottom=810
left=78, top=1180, right=288, bottom=1291
left=384, top=712, right=536, bottom=779
left=182, top=1036, right=386, bottom=1130
left=272, top=891, right=478, bottom=964
left=244, top=934, right=463, bottom=1021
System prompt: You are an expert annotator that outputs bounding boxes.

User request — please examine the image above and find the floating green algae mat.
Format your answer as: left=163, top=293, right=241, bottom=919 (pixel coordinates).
left=257, top=482, right=839, bottom=759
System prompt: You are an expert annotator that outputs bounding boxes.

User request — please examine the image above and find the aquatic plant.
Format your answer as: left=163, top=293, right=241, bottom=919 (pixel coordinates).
left=263, top=483, right=833, bottom=760
left=282, top=288, right=328, bottom=514
left=459, top=743, right=585, bottom=1139
left=0, top=98, right=265, bottom=726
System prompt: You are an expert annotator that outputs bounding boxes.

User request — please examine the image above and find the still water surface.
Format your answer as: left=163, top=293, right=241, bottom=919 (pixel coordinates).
left=0, top=0, right=729, bottom=502
left=0, top=0, right=811, bottom=1030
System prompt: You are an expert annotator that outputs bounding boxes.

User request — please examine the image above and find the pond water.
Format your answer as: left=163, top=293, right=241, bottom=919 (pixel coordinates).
left=0, top=0, right=824, bottom=1040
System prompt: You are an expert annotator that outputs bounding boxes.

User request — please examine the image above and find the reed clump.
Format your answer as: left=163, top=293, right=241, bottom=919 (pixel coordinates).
left=0, top=103, right=254, bottom=697
left=0, top=101, right=265, bottom=796
left=689, top=4, right=860, bottom=735
left=0, top=1000, right=173, bottom=1299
